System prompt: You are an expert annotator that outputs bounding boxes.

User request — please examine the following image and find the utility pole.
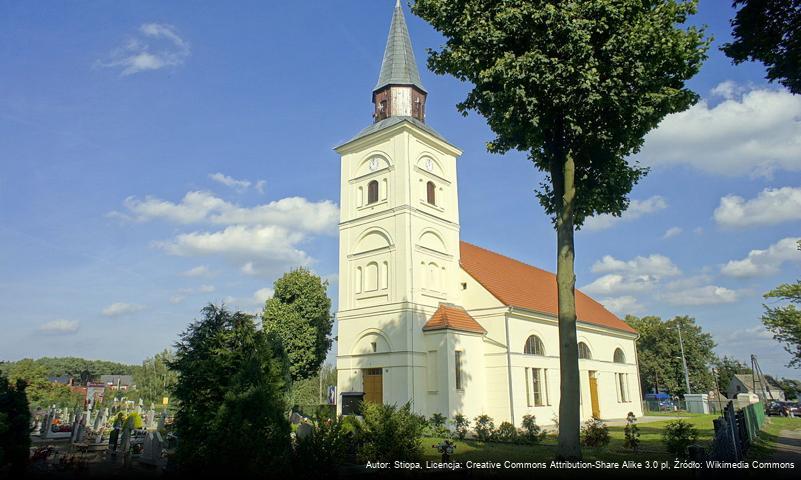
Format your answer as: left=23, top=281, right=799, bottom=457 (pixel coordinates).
left=677, top=322, right=691, bottom=394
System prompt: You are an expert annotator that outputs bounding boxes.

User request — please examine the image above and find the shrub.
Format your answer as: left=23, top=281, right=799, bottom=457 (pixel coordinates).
left=623, top=412, right=640, bottom=453
left=580, top=417, right=610, bottom=448
left=551, top=413, right=559, bottom=436
left=473, top=414, right=495, bottom=442
left=451, top=413, right=469, bottom=440
left=293, top=414, right=348, bottom=474
left=520, top=414, right=546, bottom=444
left=663, top=419, right=698, bottom=458
left=0, top=376, right=31, bottom=474
left=358, top=402, right=425, bottom=462
left=495, top=421, right=517, bottom=443
left=124, top=412, right=143, bottom=430
left=428, top=413, right=448, bottom=437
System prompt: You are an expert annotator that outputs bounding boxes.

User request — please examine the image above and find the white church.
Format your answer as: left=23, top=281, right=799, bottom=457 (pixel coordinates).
left=335, top=2, right=643, bottom=425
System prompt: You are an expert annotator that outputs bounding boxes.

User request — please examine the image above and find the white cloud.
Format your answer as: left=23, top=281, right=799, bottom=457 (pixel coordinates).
left=157, top=225, right=311, bottom=266
left=663, top=227, right=682, bottom=239
left=197, top=284, right=215, bottom=293
left=721, top=237, right=801, bottom=278
left=253, top=287, right=273, bottom=305
left=181, top=265, right=212, bottom=277
left=636, top=83, right=801, bottom=177
left=710, top=80, right=747, bottom=100
left=597, top=296, right=645, bottom=316
left=114, top=191, right=339, bottom=235
left=714, top=187, right=801, bottom=228
left=169, top=294, right=186, bottom=304
left=583, top=254, right=680, bottom=295
left=97, top=23, right=190, bottom=76
left=102, top=302, right=145, bottom=317
left=209, top=173, right=263, bottom=193
left=660, top=285, right=738, bottom=306
left=38, top=319, right=79, bottom=335
left=591, top=254, right=681, bottom=276
left=582, top=274, right=659, bottom=295
left=582, top=196, right=667, bottom=232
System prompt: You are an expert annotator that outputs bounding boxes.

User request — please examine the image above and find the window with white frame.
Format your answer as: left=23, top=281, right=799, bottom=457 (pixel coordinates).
left=616, top=373, right=630, bottom=402
left=455, top=351, right=463, bottom=390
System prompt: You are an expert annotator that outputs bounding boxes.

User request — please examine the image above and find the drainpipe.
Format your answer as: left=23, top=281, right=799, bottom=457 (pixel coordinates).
left=504, top=308, right=515, bottom=426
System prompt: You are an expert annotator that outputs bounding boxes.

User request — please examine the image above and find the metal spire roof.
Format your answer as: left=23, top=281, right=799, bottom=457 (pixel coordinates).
left=374, top=1, right=427, bottom=93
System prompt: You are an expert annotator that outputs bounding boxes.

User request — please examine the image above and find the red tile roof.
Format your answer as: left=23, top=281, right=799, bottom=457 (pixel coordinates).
left=423, top=304, right=487, bottom=334
left=459, top=241, right=636, bottom=334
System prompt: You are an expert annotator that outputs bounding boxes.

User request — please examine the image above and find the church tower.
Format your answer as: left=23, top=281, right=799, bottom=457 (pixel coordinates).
left=334, top=0, right=464, bottom=415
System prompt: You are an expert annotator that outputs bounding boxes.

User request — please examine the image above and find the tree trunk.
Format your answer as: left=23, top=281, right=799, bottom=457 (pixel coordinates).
left=555, top=152, right=581, bottom=460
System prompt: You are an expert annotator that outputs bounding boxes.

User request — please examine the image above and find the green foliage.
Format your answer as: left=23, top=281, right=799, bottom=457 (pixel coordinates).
left=521, top=414, right=546, bottom=444
left=762, top=267, right=801, bottom=368
left=0, top=375, right=31, bottom=473
left=623, top=412, right=641, bottom=452
left=776, top=378, right=801, bottom=400
left=0, top=357, right=135, bottom=380
left=357, top=402, right=425, bottom=462
left=124, top=412, right=143, bottom=430
left=170, top=304, right=291, bottom=473
left=723, top=0, right=801, bottom=94
left=495, top=421, right=517, bottom=443
left=662, top=419, right=698, bottom=458
left=133, top=349, right=177, bottom=408
left=413, top=0, right=708, bottom=228
left=427, top=413, right=448, bottom=437
left=473, top=414, right=495, bottom=442
left=286, top=364, right=337, bottom=416
left=451, top=413, right=469, bottom=440
left=625, top=315, right=717, bottom=395
left=293, top=415, right=348, bottom=475
left=581, top=417, right=610, bottom=448
left=262, top=268, right=334, bottom=382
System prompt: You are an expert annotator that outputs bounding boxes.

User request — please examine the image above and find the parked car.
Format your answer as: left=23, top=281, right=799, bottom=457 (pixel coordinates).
left=766, top=401, right=793, bottom=416
left=787, top=402, right=801, bottom=417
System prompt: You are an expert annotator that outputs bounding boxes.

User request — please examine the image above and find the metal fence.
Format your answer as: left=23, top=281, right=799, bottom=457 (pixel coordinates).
left=706, top=401, right=766, bottom=461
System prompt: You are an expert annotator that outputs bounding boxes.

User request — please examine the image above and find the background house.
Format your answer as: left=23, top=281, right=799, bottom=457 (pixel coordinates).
left=726, top=373, right=785, bottom=401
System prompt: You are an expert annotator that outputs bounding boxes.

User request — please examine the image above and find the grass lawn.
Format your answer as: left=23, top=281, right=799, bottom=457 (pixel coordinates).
left=746, top=416, right=801, bottom=460
left=423, top=415, right=719, bottom=462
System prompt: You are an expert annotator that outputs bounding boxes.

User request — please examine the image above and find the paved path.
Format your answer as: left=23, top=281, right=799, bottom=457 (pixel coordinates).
left=770, top=429, right=801, bottom=463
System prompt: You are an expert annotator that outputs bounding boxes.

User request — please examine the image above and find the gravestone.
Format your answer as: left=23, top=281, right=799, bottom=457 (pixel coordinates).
left=296, top=422, right=313, bottom=441
left=145, top=410, right=155, bottom=430
left=157, top=411, right=168, bottom=431
left=139, top=431, right=166, bottom=467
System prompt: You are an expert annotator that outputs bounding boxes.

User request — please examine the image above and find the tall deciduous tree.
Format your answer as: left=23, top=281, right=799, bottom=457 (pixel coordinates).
left=412, top=0, right=708, bottom=458
left=626, top=315, right=717, bottom=396
left=762, top=242, right=801, bottom=367
left=133, top=349, right=178, bottom=408
left=723, top=0, right=801, bottom=94
left=169, top=305, right=291, bottom=473
left=262, top=268, right=333, bottom=382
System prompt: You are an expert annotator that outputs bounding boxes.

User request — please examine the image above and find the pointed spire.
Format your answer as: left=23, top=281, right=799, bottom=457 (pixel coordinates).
left=374, top=1, right=426, bottom=93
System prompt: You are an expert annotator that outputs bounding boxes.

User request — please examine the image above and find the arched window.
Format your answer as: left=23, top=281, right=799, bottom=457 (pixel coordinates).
left=367, top=180, right=379, bottom=204
left=578, top=342, right=592, bottom=360
left=523, top=335, right=545, bottom=356
left=365, top=262, right=378, bottom=291
left=426, top=181, right=436, bottom=205
left=613, top=348, right=626, bottom=364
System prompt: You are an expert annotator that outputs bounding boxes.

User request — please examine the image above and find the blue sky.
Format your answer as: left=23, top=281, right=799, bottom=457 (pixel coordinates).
left=1, top=1, right=800, bottom=379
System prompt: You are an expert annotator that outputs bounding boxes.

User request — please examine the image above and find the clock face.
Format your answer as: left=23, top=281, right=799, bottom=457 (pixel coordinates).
left=369, top=158, right=379, bottom=171
left=425, top=158, right=434, bottom=172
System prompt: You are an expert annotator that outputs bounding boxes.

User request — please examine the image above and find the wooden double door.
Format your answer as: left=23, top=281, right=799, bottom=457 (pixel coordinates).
left=589, top=371, right=601, bottom=418
left=363, top=368, right=383, bottom=404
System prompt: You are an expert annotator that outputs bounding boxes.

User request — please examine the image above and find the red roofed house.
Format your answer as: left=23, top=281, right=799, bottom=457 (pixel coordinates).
left=334, top=2, right=642, bottom=425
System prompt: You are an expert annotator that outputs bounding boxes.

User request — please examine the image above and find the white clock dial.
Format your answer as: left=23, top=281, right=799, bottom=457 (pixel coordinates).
left=369, top=158, right=379, bottom=171
left=425, top=158, right=434, bottom=172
